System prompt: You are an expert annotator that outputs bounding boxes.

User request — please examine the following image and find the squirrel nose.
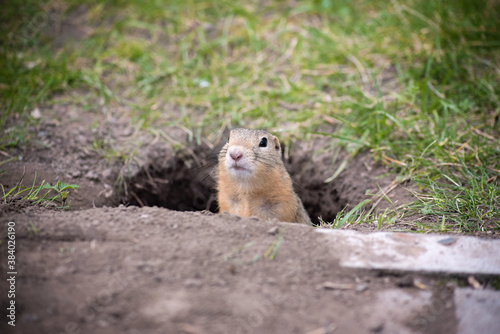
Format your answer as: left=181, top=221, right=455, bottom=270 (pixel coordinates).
left=229, top=147, right=243, bottom=161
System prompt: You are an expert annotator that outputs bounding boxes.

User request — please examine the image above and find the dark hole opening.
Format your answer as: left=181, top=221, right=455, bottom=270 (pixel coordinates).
left=121, top=143, right=348, bottom=225
left=123, top=149, right=219, bottom=213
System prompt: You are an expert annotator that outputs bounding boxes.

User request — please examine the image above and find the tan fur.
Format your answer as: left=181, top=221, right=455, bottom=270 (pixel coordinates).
left=217, top=128, right=311, bottom=224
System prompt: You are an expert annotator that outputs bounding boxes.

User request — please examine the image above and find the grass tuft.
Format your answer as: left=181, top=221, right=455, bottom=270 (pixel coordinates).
left=1, top=170, right=80, bottom=209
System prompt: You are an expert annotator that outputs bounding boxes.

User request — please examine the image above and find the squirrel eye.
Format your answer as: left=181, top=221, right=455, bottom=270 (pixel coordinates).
left=259, top=137, right=267, bottom=147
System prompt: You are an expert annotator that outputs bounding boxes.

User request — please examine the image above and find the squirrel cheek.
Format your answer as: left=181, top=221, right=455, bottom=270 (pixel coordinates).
left=224, top=155, right=234, bottom=171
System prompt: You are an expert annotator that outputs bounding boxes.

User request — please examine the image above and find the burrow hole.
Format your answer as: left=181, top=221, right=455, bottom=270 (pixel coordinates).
left=121, top=144, right=347, bottom=225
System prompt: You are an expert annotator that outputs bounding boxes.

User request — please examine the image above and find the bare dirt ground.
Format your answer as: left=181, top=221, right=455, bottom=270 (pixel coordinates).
left=1, top=206, right=459, bottom=334
left=3, top=105, right=497, bottom=334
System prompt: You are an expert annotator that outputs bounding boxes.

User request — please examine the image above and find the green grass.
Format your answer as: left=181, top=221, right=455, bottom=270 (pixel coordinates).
left=1, top=170, right=80, bottom=209
left=1, top=0, right=499, bottom=232
left=318, top=201, right=399, bottom=231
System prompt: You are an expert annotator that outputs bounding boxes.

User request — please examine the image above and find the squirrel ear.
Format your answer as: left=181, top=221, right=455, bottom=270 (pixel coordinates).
left=272, top=136, right=280, bottom=151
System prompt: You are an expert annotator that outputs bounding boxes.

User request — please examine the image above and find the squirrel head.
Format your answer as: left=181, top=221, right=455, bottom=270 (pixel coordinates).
left=219, top=128, right=282, bottom=184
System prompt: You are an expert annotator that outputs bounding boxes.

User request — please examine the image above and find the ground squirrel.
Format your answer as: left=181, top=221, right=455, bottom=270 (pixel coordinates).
left=217, top=128, right=311, bottom=224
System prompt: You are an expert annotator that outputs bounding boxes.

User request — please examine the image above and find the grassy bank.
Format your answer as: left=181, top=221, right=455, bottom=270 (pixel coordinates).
left=1, top=0, right=499, bottom=231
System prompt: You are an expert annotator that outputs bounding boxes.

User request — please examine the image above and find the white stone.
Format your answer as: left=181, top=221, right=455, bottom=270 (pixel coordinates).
left=316, top=230, right=500, bottom=275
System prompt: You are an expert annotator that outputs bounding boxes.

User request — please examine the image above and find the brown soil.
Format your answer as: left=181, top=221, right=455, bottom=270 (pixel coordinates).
left=2, top=205, right=462, bottom=334
left=0, top=103, right=480, bottom=334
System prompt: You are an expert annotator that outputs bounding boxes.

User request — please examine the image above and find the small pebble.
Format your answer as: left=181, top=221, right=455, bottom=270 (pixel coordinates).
left=267, top=226, right=279, bottom=235
left=438, top=237, right=457, bottom=246
left=356, top=283, right=368, bottom=292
